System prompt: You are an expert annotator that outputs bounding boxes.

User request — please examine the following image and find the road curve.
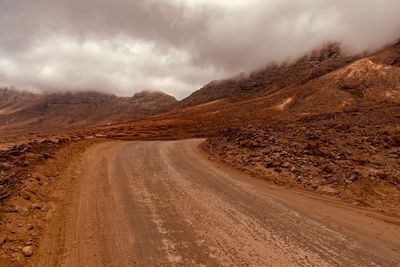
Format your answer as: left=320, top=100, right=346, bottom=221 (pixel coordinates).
left=38, top=140, right=400, bottom=266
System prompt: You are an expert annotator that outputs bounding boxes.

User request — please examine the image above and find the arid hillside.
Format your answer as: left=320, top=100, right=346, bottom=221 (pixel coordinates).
left=174, top=44, right=359, bottom=109
left=90, top=42, right=400, bottom=139
left=0, top=90, right=177, bottom=136
left=0, top=89, right=41, bottom=116
left=2, top=42, right=399, bottom=139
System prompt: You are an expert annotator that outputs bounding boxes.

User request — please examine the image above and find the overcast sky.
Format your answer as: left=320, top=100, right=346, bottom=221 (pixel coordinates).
left=1, top=0, right=400, bottom=99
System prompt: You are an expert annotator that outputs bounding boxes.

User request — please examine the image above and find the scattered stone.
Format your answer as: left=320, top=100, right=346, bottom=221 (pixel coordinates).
left=274, top=168, right=282, bottom=173
left=281, top=162, right=291, bottom=168
left=0, top=234, right=6, bottom=245
left=21, top=246, right=33, bottom=257
left=31, top=203, right=42, bottom=210
left=202, top=121, right=400, bottom=216
left=321, top=164, right=335, bottom=174
left=265, top=162, right=274, bottom=168
left=0, top=190, right=11, bottom=200
left=376, top=171, right=388, bottom=180
left=22, top=193, right=31, bottom=200
left=15, top=205, right=29, bottom=216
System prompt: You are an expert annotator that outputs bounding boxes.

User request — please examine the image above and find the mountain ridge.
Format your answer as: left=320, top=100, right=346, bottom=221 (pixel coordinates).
left=174, top=44, right=361, bottom=109
left=0, top=89, right=177, bottom=134
left=1, top=41, right=399, bottom=136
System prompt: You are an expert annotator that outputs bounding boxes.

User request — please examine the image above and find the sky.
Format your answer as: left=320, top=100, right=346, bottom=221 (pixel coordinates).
left=0, top=0, right=400, bottom=99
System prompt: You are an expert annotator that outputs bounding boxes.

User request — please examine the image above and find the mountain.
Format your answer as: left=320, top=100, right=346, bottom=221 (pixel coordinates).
left=89, top=41, right=400, bottom=140
left=2, top=41, right=399, bottom=138
left=82, top=41, right=400, bottom=218
left=0, top=89, right=177, bottom=135
left=175, top=44, right=360, bottom=109
left=0, top=89, right=41, bottom=115
left=178, top=41, right=400, bottom=122
left=267, top=41, right=400, bottom=115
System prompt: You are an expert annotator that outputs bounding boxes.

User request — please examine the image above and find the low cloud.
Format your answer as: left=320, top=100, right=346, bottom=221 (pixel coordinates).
left=0, top=0, right=400, bottom=99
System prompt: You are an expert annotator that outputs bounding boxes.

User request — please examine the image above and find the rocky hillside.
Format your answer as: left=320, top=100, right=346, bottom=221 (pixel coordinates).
left=0, top=90, right=177, bottom=135
left=2, top=41, right=399, bottom=138
left=175, top=44, right=359, bottom=109
left=88, top=41, right=400, bottom=140
left=0, top=89, right=41, bottom=115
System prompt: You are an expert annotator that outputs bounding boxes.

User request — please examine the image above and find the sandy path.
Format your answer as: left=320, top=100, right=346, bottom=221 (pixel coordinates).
left=37, top=140, right=400, bottom=266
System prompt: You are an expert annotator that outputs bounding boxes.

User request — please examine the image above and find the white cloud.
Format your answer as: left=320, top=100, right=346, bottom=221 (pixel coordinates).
left=0, top=35, right=226, bottom=98
left=0, top=0, right=399, bottom=98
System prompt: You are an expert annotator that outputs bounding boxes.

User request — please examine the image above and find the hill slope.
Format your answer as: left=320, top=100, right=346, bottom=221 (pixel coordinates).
left=0, top=90, right=177, bottom=135
left=0, top=89, right=41, bottom=115
left=91, top=41, right=400, bottom=141
left=1, top=41, right=399, bottom=137
left=175, top=44, right=360, bottom=109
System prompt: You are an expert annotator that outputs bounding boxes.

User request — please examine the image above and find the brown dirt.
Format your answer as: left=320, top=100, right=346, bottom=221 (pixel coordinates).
left=29, top=140, right=400, bottom=266
left=0, top=139, right=97, bottom=266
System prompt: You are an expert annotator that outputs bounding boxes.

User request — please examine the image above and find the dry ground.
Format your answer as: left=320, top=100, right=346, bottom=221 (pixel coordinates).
left=2, top=140, right=399, bottom=266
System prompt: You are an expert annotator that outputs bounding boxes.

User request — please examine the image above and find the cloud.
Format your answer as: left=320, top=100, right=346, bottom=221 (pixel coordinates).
left=0, top=35, right=222, bottom=98
left=0, top=0, right=400, bottom=99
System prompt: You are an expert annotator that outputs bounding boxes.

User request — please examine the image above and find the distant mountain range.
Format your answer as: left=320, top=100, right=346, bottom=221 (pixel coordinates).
left=1, top=40, right=399, bottom=137
left=0, top=90, right=177, bottom=134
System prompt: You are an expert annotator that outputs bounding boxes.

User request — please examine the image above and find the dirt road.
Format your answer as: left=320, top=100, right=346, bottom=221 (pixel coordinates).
left=37, top=140, right=400, bottom=266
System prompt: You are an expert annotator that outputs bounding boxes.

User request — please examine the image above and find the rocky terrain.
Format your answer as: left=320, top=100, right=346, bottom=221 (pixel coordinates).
left=201, top=104, right=400, bottom=217
left=84, top=41, right=400, bottom=217
left=0, top=138, right=96, bottom=265
left=0, top=40, right=400, bottom=265
left=197, top=42, right=400, bottom=217
left=0, top=138, right=69, bottom=201
left=91, top=42, right=400, bottom=140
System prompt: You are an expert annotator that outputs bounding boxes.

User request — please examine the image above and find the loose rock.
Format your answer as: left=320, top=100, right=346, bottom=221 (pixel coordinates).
left=22, top=245, right=33, bottom=257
